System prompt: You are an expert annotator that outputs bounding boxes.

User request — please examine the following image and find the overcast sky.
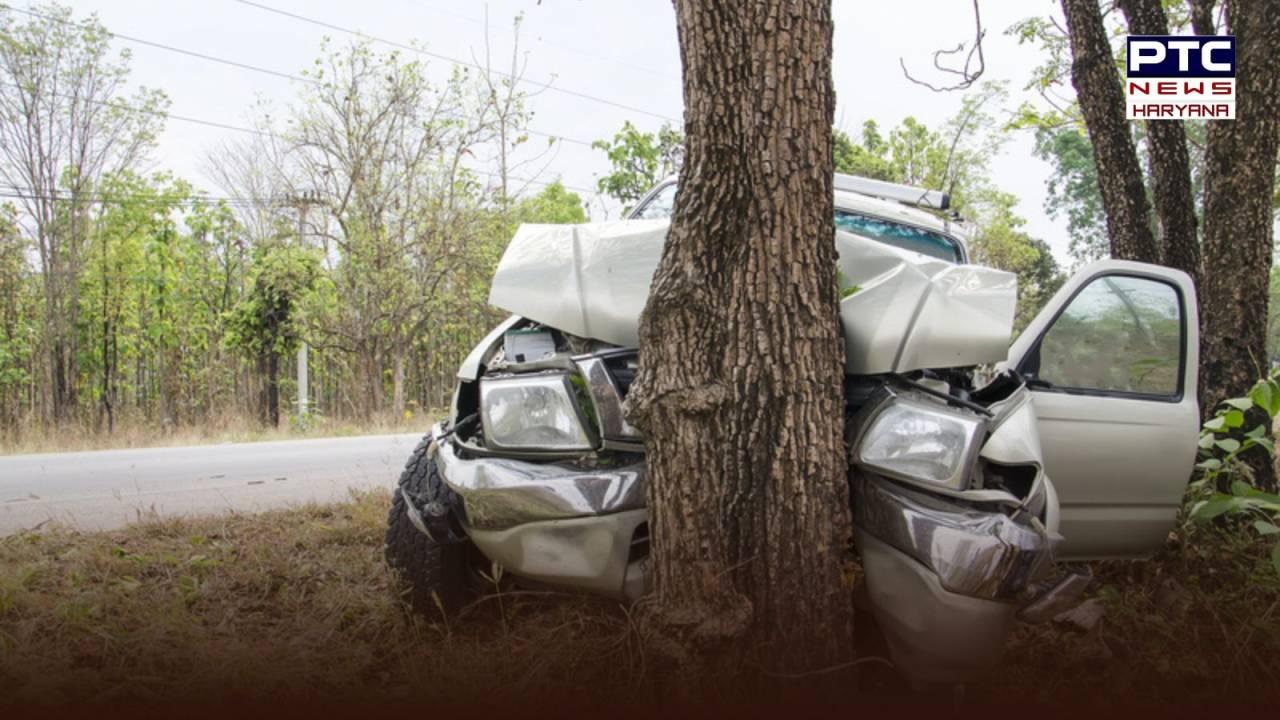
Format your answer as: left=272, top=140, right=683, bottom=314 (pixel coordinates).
left=59, top=0, right=1072, bottom=263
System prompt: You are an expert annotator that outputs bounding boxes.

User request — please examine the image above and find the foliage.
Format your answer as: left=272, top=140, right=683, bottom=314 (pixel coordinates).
left=0, top=2, right=169, bottom=423
left=967, top=189, right=1064, bottom=329
left=833, top=121, right=895, bottom=181
left=225, top=245, right=319, bottom=360
left=1033, top=127, right=1109, bottom=264
left=0, top=204, right=34, bottom=431
left=835, top=84, right=1062, bottom=322
left=592, top=121, right=684, bottom=210
left=1190, top=374, right=1280, bottom=573
left=513, top=180, right=587, bottom=225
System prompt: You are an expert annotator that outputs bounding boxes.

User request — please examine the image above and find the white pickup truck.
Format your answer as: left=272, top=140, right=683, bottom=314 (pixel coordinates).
left=385, top=173, right=1199, bottom=688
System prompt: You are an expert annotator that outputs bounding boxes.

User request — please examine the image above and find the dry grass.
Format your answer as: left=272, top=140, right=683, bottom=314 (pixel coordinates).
left=979, top=522, right=1280, bottom=704
left=1, top=491, right=1277, bottom=706
left=0, top=490, right=646, bottom=705
left=0, top=412, right=437, bottom=456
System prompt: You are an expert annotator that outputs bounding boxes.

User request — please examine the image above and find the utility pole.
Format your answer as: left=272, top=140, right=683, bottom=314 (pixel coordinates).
left=291, top=189, right=320, bottom=422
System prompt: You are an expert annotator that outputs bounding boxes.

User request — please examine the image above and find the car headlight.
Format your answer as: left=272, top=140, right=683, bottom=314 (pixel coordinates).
left=856, top=396, right=985, bottom=490
left=480, top=373, right=595, bottom=451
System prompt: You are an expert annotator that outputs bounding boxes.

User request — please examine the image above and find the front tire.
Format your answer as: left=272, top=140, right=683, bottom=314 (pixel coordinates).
left=384, top=437, right=475, bottom=618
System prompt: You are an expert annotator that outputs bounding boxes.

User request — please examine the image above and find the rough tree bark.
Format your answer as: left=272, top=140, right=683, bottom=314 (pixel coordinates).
left=1186, top=0, right=1217, bottom=36
left=1198, top=0, right=1280, bottom=491
left=1061, top=0, right=1160, bottom=262
left=1118, top=0, right=1201, bottom=286
left=625, top=0, right=852, bottom=671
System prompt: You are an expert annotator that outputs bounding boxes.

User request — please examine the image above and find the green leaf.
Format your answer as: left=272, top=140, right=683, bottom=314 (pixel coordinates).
left=1231, top=480, right=1252, bottom=496
left=1190, top=496, right=1242, bottom=521
left=1223, top=410, right=1245, bottom=429
left=1250, top=380, right=1280, bottom=418
left=1254, top=520, right=1280, bottom=536
left=1223, top=397, right=1253, bottom=411
left=1196, top=458, right=1222, bottom=471
left=1272, top=542, right=1280, bottom=576
left=1199, top=433, right=1217, bottom=449
left=1246, top=424, right=1268, bottom=440
left=1216, top=438, right=1241, bottom=453
left=1204, top=416, right=1227, bottom=431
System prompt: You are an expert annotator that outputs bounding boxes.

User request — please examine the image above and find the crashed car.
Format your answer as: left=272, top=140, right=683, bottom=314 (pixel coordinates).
left=384, top=173, right=1199, bottom=686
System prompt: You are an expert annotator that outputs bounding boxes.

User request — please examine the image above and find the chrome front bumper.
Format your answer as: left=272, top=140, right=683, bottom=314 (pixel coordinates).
left=433, top=427, right=646, bottom=531
left=431, top=427, right=649, bottom=598
left=852, top=472, right=1057, bottom=600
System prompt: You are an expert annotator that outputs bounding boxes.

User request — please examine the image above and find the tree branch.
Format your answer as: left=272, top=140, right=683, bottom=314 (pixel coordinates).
left=900, top=0, right=987, bottom=92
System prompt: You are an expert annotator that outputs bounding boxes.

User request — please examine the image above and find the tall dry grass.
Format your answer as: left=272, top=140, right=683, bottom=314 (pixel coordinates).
left=0, top=410, right=441, bottom=456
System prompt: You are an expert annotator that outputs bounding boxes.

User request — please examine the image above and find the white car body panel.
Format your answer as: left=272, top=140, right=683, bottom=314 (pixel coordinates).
left=488, top=219, right=1017, bottom=375
left=1003, top=260, right=1200, bottom=559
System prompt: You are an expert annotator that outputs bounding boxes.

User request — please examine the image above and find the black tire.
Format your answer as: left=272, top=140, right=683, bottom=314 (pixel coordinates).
left=384, top=437, right=475, bottom=618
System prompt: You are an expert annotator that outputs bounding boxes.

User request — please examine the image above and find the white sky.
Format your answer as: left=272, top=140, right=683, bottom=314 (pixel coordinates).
left=59, top=0, right=1072, bottom=263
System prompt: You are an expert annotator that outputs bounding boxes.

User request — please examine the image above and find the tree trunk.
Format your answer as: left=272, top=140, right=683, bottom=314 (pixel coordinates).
left=1187, top=0, right=1217, bottom=36
left=392, top=348, right=406, bottom=418
left=626, top=0, right=852, bottom=672
left=1061, top=0, right=1160, bottom=262
left=1118, top=0, right=1201, bottom=286
left=1198, top=0, right=1280, bottom=491
left=267, top=351, right=281, bottom=428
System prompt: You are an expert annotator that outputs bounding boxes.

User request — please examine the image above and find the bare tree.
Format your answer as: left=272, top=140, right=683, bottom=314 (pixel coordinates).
left=0, top=4, right=166, bottom=422
left=287, top=40, right=496, bottom=418
left=474, top=11, right=557, bottom=215
left=203, top=109, right=296, bottom=247
left=627, top=0, right=851, bottom=671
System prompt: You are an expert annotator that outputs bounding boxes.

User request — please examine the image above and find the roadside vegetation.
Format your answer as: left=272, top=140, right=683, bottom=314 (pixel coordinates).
left=0, top=489, right=1276, bottom=705
left=0, top=411, right=434, bottom=456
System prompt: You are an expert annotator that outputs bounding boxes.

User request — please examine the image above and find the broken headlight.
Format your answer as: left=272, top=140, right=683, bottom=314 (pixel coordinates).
left=856, top=396, right=985, bottom=491
left=480, top=373, right=594, bottom=451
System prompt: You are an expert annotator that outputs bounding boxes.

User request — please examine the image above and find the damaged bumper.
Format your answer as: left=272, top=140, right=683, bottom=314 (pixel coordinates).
left=852, top=473, right=1056, bottom=600
left=848, top=390, right=1087, bottom=687
left=432, top=427, right=646, bottom=530
left=430, top=426, right=649, bottom=599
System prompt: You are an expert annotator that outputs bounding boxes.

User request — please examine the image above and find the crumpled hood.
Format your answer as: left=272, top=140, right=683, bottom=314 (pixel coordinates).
left=488, top=220, right=1017, bottom=375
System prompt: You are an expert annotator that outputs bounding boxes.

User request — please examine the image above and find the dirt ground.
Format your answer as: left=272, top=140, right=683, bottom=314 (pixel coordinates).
left=0, top=489, right=1277, bottom=708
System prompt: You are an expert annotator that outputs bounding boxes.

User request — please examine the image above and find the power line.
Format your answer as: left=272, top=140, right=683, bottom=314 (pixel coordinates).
left=2, top=4, right=317, bottom=86
left=228, top=0, right=681, bottom=124
left=1, top=3, right=599, bottom=149
left=0, top=185, right=267, bottom=207
left=0, top=5, right=606, bottom=199
left=410, top=2, right=681, bottom=82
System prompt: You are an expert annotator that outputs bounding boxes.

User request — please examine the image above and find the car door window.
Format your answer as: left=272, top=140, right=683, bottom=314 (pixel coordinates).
left=631, top=183, right=677, bottom=219
left=1027, top=274, right=1183, bottom=398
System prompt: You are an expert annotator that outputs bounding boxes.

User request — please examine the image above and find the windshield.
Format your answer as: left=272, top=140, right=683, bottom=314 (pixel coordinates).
left=630, top=184, right=963, bottom=263
left=834, top=210, right=961, bottom=263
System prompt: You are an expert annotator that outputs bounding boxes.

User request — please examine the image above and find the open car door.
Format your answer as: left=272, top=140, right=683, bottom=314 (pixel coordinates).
left=1005, top=260, right=1199, bottom=560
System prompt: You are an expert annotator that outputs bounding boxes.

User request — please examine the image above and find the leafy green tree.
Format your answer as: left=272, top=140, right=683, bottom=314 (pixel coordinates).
left=592, top=121, right=684, bottom=211
left=514, top=180, right=587, bottom=225
left=968, top=189, right=1064, bottom=328
left=0, top=3, right=167, bottom=423
left=1034, top=127, right=1108, bottom=264
left=0, top=204, right=34, bottom=434
left=289, top=39, right=502, bottom=418
left=833, top=121, right=895, bottom=180
left=226, top=246, right=319, bottom=428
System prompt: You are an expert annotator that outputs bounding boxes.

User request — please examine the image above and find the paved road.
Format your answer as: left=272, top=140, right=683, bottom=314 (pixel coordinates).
left=0, top=433, right=425, bottom=536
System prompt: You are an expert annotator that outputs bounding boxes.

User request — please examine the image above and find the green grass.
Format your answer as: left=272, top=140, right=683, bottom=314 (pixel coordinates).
left=1, top=491, right=1277, bottom=705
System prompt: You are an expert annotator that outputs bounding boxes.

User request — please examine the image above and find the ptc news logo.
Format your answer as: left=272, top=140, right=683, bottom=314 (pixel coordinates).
left=1126, top=35, right=1235, bottom=120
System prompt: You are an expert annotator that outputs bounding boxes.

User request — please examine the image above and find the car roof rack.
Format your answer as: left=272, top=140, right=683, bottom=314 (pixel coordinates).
left=833, top=173, right=950, bottom=211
